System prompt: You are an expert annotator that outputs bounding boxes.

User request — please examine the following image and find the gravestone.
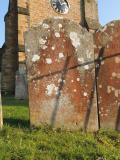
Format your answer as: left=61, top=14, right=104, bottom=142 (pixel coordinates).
left=0, top=72, right=3, bottom=129
left=15, top=63, right=28, bottom=99
left=25, top=18, right=98, bottom=131
left=94, top=20, right=120, bottom=130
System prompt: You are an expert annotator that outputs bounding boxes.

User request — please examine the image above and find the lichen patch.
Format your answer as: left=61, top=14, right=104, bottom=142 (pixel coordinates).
left=115, top=57, right=120, bottom=63
left=51, top=46, right=55, bottom=50
left=58, top=24, right=62, bottom=28
left=59, top=52, right=64, bottom=59
left=27, top=48, right=30, bottom=52
left=78, top=57, right=84, bottom=63
left=41, top=45, right=48, bottom=50
left=32, top=54, right=40, bottom=62
left=84, top=65, right=89, bottom=70
left=55, top=32, right=60, bottom=38
left=46, top=84, right=59, bottom=96
left=42, top=23, right=50, bottom=29
left=39, top=38, right=47, bottom=45
left=46, top=58, right=52, bottom=64
left=84, top=92, right=88, bottom=97
left=69, top=32, right=80, bottom=48
left=77, top=78, right=80, bottom=82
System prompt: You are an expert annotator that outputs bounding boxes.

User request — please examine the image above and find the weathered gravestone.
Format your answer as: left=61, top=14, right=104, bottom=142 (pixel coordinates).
left=94, top=20, right=120, bottom=130
left=25, top=18, right=98, bottom=131
left=0, top=73, right=3, bottom=129
left=15, top=63, right=28, bottom=99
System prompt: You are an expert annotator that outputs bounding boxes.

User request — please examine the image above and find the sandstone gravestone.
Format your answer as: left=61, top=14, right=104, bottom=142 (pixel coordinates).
left=0, top=73, right=3, bottom=129
left=25, top=18, right=98, bottom=131
left=15, top=63, right=28, bottom=99
left=94, top=20, right=120, bottom=130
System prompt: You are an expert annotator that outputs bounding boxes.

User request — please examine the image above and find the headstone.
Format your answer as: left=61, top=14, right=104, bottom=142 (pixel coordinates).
left=15, top=63, right=28, bottom=99
left=0, top=72, right=3, bottom=129
left=94, top=20, right=120, bottom=130
left=25, top=18, right=98, bottom=131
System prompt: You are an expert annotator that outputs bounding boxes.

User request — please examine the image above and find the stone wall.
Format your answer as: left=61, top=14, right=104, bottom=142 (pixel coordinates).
left=84, top=0, right=99, bottom=30
left=29, top=0, right=99, bottom=30
left=18, top=0, right=29, bottom=62
left=16, top=0, right=29, bottom=99
left=1, top=0, right=29, bottom=94
left=0, top=49, right=1, bottom=71
left=1, top=0, right=18, bottom=94
left=29, top=0, right=81, bottom=27
left=18, top=0, right=28, bottom=8
left=0, top=45, right=5, bottom=72
left=0, top=73, right=3, bottom=129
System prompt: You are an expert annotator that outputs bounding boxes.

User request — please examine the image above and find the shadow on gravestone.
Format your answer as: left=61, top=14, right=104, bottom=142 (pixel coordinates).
left=94, top=20, right=120, bottom=131
left=0, top=73, right=3, bottom=129
left=25, top=18, right=99, bottom=132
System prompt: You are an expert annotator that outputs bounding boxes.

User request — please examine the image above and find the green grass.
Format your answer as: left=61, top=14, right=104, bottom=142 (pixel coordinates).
left=0, top=97, right=120, bottom=160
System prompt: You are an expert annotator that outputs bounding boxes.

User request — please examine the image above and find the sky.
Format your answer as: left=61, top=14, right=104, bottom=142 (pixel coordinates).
left=0, top=0, right=120, bottom=47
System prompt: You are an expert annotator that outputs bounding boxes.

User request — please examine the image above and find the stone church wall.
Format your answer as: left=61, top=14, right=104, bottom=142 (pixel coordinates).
left=1, top=0, right=18, bottom=94
left=29, top=0, right=81, bottom=27
left=1, top=0, right=29, bottom=94
left=0, top=72, right=3, bottom=129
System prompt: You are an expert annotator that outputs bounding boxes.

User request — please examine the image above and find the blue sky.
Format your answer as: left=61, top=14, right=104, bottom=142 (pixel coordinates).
left=0, top=0, right=120, bottom=47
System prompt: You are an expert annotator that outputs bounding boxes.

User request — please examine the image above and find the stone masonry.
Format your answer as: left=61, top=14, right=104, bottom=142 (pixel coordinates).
left=1, top=0, right=29, bottom=95
left=0, top=73, right=3, bottom=129
left=29, top=0, right=99, bottom=30
left=1, top=0, right=18, bottom=94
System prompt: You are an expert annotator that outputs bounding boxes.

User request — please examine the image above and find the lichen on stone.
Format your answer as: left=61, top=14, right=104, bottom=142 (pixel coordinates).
left=32, top=54, right=40, bottom=62
left=69, top=32, right=80, bottom=48
left=46, top=58, right=52, bottom=64
left=46, top=84, right=59, bottom=96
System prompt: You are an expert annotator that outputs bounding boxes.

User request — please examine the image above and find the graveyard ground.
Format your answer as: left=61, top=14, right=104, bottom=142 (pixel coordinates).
left=0, top=97, right=120, bottom=160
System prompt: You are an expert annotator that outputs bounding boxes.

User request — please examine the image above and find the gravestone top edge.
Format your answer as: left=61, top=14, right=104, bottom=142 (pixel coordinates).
left=24, top=18, right=89, bottom=35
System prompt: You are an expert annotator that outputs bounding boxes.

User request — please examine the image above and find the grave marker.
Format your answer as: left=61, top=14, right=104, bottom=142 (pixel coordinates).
left=95, top=20, right=120, bottom=130
left=25, top=18, right=98, bottom=131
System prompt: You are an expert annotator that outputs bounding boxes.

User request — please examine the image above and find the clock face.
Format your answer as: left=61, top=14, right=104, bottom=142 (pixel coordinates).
left=51, top=0, right=70, bottom=14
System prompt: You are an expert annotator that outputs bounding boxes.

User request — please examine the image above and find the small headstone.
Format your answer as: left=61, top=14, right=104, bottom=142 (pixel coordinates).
left=15, top=63, right=28, bottom=99
left=0, top=72, right=3, bottom=129
left=25, top=18, right=98, bottom=131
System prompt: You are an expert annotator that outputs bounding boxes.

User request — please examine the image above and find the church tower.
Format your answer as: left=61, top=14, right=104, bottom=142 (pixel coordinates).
left=1, top=0, right=29, bottom=95
left=29, top=0, right=99, bottom=30
left=1, top=0, right=18, bottom=94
